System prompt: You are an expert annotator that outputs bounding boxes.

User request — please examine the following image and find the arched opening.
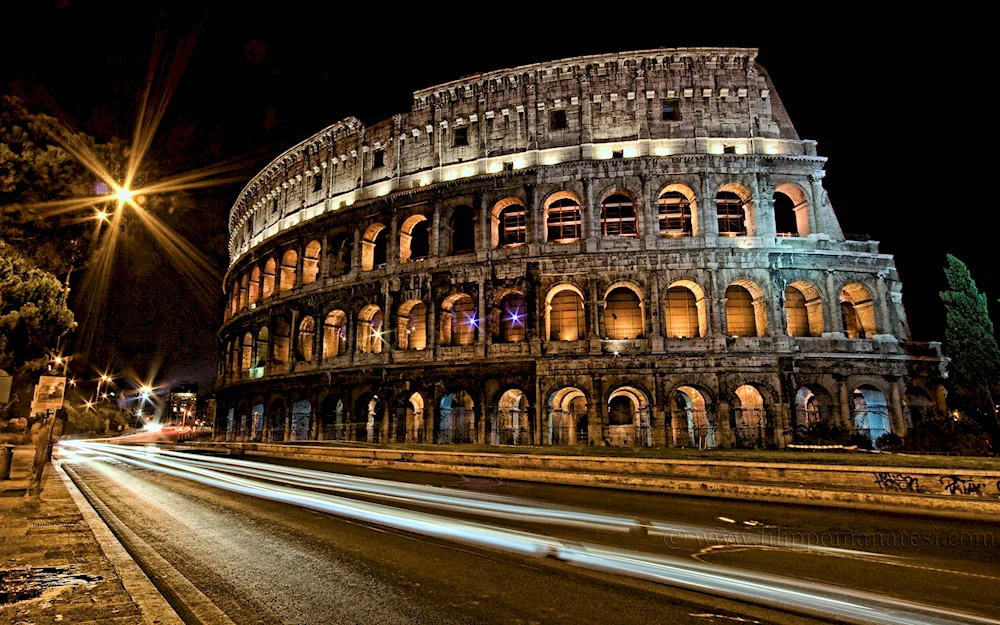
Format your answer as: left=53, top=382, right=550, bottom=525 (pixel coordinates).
left=449, top=206, right=476, bottom=255
left=440, top=294, right=477, bottom=346
left=546, top=284, right=586, bottom=342
left=248, top=267, right=261, bottom=306
left=607, top=386, right=651, bottom=447
left=658, top=186, right=695, bottom=237
left=717, top=186, right=751, bottom=237
left=279, top=249, right=297, bottom=292
left=251, top=402, right=264, bottom=441
left=785, top=281, right=824, bottom=337
left=604, top=286, right=644, bottom=339
left=302, top=240, right=321, bottom=284
left=290, top=398, right=311, bottom=441
left=672, top=386, right=714, bottom=449
left=793, top=385, right=836, bottom=434
left=320, top=395, right=345, bottom=440
left=547, top=387, right=588, bottom=445
left=273, top=319, right=291, bottom=364
left=853, top=385, right=890, bottom=447
left=904, top=388, right=934, bottom=427
left=400, top=214, right=430, bottom=264
left=731, top=385, right=767, bottom=448
left=228, top=290, right=238, bottom=319
left=262, top=258, right=276, bottom=298
left=490, top=199, right=527, bottom=248
left=438, top=390, right=475, bottom=444
left=725, top=284, right=759, bottom=337
left=396, top=300, right=427, bottom=350
left=267, top=399, right=286, bottom=442
left=329, top=233, right=353, bottom=276
left=239, top=275, right=248, bottom=310
left=357, top=305, right=384, bottom=354
left=491, top=389, right=530, bottom=445
left=545, top=193, right=582, bottom=242
left=297, top=316, right=315, bottom=361
left=322, top=310, right=347, bottom=359
left=241, top=332, right=253, bottom=372
left=396, top=392, right=424, bottom=443
left=497, top=292, right=526, bottom=343
left=255, top=327, right=269, bottom=369
left=352, top=393, right=382, bottom=442
left=840, top=283, right=877, bottom=338
left=601, top=193, right=638, bottom=238
left=361, top=223, right=387, bottom=271
left=665, top=281, right=707, bottom=338
left=774, top=183, right=810, bottom=237
left=229, top=339, right=240, bottom=379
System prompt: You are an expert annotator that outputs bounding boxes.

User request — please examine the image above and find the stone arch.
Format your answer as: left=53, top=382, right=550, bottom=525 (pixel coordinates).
left=543, top=191, right=583, bottom=243
left=319, top=394, right=345, bottom=440
left=279, top=249, right=297, bottom=292
left=396, top=391, right=426, bottom=443
left=437, top=390, right=476, bottom=444
left=547, top=386, right=589, bottom=445
left=606, top=385, right=652, bottom=446
left=491, top=198, right=527, bottom=248
left=490, top=388, right=531, bottom=445
left=903, top=387, right=934, bottom=426
left=322, top=309, right=347, bottom=359
left=774, top=182, right=810, bottom=237
left=273, top=318, right=291, bottom=364
left=603, top=283, right=645, bottom=340
left=840, top=283, right=877, bottom=338
left=726, top=280, right=767, bottom=337
left=297, top=316, right=315, bottom=361
left=731, top=384, right=767, bottom=448
left=495, top=291, right=527, bottom=343
left=447, top=205, right=477, bottom=255
left=267, top=397, right=287, bottom=442
left=262, top=258, right=276, bottom=298
left=361, top=223, right=387, bottom=271
left=599, top=188, right=639, bottom=238
left=785, top=280, right=824, bottom=337
left=357, top=304, right=384, bottom=354
left=657, top=183, right=698, bottom=237
left=241, top=332, right=254, bottom=372
left=793, top=384, right=837, bottom=431
left=239, top=274, right=249, bottom=310
left=440, top=293, right=477, bottom=346
left=352, top=392, right=382, bottom=442
left=717, top=182, right=755, bottom=236
left=545, top=283, right=586, bottom=342
left=248, top=266, right=261, bottom=306
left=853, top=385, right=891, bottom=447
left=672, top=385, right=715, bottom=449
left=256, top=326, right=269, bottom=368
left=329, top=233, right=353, bottom=276
left=399, top=213, right=430, bottom=264
left=290, top=397, right=311, bottom=441
left=665, top=279, right=708, bottom=338
left=302, top=240, right=321, bottom=284
left=396, top=299, right=428, bottom=350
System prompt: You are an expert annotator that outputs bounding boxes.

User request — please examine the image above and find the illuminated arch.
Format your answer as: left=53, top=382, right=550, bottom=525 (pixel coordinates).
left=543, top=191, right=582, bottom=243
left=840, top=283, right=877, bottom=338
left=302, top=240, right=321, bottom=284
left=361, top=223, right=387, bottom=271
left=396, top=299, right=428, bottom=350
left=717, top=182, right=755, bottom=236
left=399, top=214, right=430, bottom=263
left=774, top=182, right=810, bottom=237
left=544, top=283, right=586, bottom=342
left=490, top=198, right=527, bottom=248
left=279, top=249, right=297, bottom=292
left=665, top=279, right=708, bottom=338
left=725, top=280, right=767, bottom=337
left=785, top=280, right=824, bottom=337
left=657, top=183, right=698, bottom=237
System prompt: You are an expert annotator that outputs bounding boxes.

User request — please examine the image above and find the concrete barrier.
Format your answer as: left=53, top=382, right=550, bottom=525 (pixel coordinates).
left=190, top=442, right=1000, bottom=520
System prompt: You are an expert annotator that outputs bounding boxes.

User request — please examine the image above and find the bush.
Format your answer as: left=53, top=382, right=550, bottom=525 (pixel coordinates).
left=792, top=420, right=857, bottom=446
left=875, top=432, right=904, bottom=452
left=903, top=414, right=993, bottom=456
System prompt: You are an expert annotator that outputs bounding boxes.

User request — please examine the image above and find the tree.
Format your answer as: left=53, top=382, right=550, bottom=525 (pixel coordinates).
left=0, top=242, right=76, bottom=419
left=939, top=254, right=1000, bottom=433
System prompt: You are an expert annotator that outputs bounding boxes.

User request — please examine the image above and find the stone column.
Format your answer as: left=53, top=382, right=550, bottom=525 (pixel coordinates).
left=295, top=242, right=305, bottom=288
left=477, top=278, right=487, bottom=356
left=477, top=192, right=490, bottom=255
left=351, top=228, right=362, bottom=277
left=431, top=205, right=441, bottom=258
left=650, top=272, right=664, bottom=353
left=289, top=309, right=300, bottom=369
left=699, top=174, right=719, bottom=240
left=838, top=379, right=853, bottom=426
left=890, top=380, right=907, bottom=437
left=585, top=179, right=600, bottom=249
left=641, top=174, right=656, bottom=247
left=388, top=212, right=400, bottom=272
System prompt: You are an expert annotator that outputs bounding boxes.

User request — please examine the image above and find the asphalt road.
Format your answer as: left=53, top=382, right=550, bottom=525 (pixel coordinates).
left=58, top=445, right=999, bottom=625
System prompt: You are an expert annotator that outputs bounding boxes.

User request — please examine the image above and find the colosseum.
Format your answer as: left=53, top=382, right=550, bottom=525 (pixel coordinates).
left=215, top=47, right=947, bottom=450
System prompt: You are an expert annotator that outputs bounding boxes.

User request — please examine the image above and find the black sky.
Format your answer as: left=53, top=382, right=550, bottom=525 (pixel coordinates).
left=3, top=3, right=992, bottom=390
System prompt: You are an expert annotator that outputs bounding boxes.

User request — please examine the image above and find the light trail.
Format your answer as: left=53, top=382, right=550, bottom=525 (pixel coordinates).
left=60, top=440, right=999, bottom=625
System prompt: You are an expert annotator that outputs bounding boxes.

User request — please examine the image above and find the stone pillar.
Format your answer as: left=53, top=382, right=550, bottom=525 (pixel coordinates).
left=640, top=174, right=656, bottom=247
left=650, top=272, right=664, bottom=353
left=388, top=212, right=400, bottom=272
left=750, top=173, right=775, bottom=239
left=589, top=279, right=602, bottom=354
left=283, top=411, right=291, bottom=442
left=699, top=174, right=719, bottom=240
left=431, top=205, right=441, bottom=258
left=295, top=242, right=305, bottom=288
left=890, top=380, right=907, bottom=437
left=289, top=309, right=300, bottom=368
left=477, top=278, right=487, bottom=356
left=838, top=379, right=853, bottom=426
left=477, top=192, right=490, bottom=255
left=875, top=275, right=893, bottom=337
left=585, top=179, right=600, bottom=248
left=351, top=228, right=362, bottom=277
left=320, top=233, right=330, bottom=280
left=716, top=401, right=733, bottom=448
left=592, top=376, right=605, bottom=446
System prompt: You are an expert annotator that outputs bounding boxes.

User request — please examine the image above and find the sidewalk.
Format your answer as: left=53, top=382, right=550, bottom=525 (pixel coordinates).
left=0, top=446, right=144, bottom=625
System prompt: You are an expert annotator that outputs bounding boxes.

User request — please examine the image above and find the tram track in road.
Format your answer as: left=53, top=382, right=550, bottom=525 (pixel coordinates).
left=60, top=440, right=1000, bottom=625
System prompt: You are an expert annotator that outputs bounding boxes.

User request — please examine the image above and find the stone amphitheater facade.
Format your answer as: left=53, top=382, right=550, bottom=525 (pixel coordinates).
left=216, top=47, right=947, bottom=449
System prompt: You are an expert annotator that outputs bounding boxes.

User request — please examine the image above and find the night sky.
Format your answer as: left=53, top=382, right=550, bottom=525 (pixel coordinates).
left=3, top=4, right=988, bottom=390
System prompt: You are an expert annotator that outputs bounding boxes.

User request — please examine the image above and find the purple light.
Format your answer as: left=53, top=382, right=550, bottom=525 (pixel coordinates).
left=505, top=306, right=523, bottom=326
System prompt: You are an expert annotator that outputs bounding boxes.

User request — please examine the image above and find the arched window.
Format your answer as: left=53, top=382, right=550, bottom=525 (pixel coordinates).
left=732, top=385, right=766, bottom=448
left=274, top=318, right=290, bottom=363
left=239, top=275, right=249, bottom=310
left=442, top=294, right=477, bottom=346
left=498, top=204, right=526, bottom=246
left=840, top=283, right=877, bottom=338
left=498, top=292, right=526, bottom=343
left=400, top=215, right=430, bottom=264
left=248, top=267, right=261, bottom=306
left=725, top=285, right=757, bottom=337
left=297, top=316, right=315, bottom=361
left=330, top=233, right=353, bottom=276
left=302, top=240, right=321, bottom=284
left=853, top=385, right=890, bottom=446
left=279, top=249, right=297, bottom=292
left=546, top=196, right=582, bottom=242
left=547, top=387, right=589, bottom=445
left=673, top=386, right=714, bottom=449
left=607, top=386, right=651, bottom=446
left=601, top=194, right=637, bottom=237
left=658, top=191, right=693, bottom=237
left=241, top=332, right=253, bottom=371
left=361, top=224, right=387, bottom=271
left=604, top=287, right=643, bottom=339
left=547, top=287, right=585, bottom=341
left=450, top=206, right=476, bottom=255
left=256, top=327, right=269, bottom=367
left=785, top=281, right=824, bottom=337
left=262, top=258, right=276, bottom=298
left=397, top=300, right=427, bottom=350
left=357, top=306, right=384, bottom=354
left=664, top=285, right=700, bottom=338
left=717, top=191, right=747, bottom=236
left=322, top=310, right=347, bottom=359
left=228, top=290, right=238, bottom=318
left=774, top=183, right=810, bottom=237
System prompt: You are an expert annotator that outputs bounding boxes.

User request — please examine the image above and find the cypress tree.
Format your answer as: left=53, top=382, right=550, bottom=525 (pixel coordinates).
left=939, top=254, right=1000, bottom=430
